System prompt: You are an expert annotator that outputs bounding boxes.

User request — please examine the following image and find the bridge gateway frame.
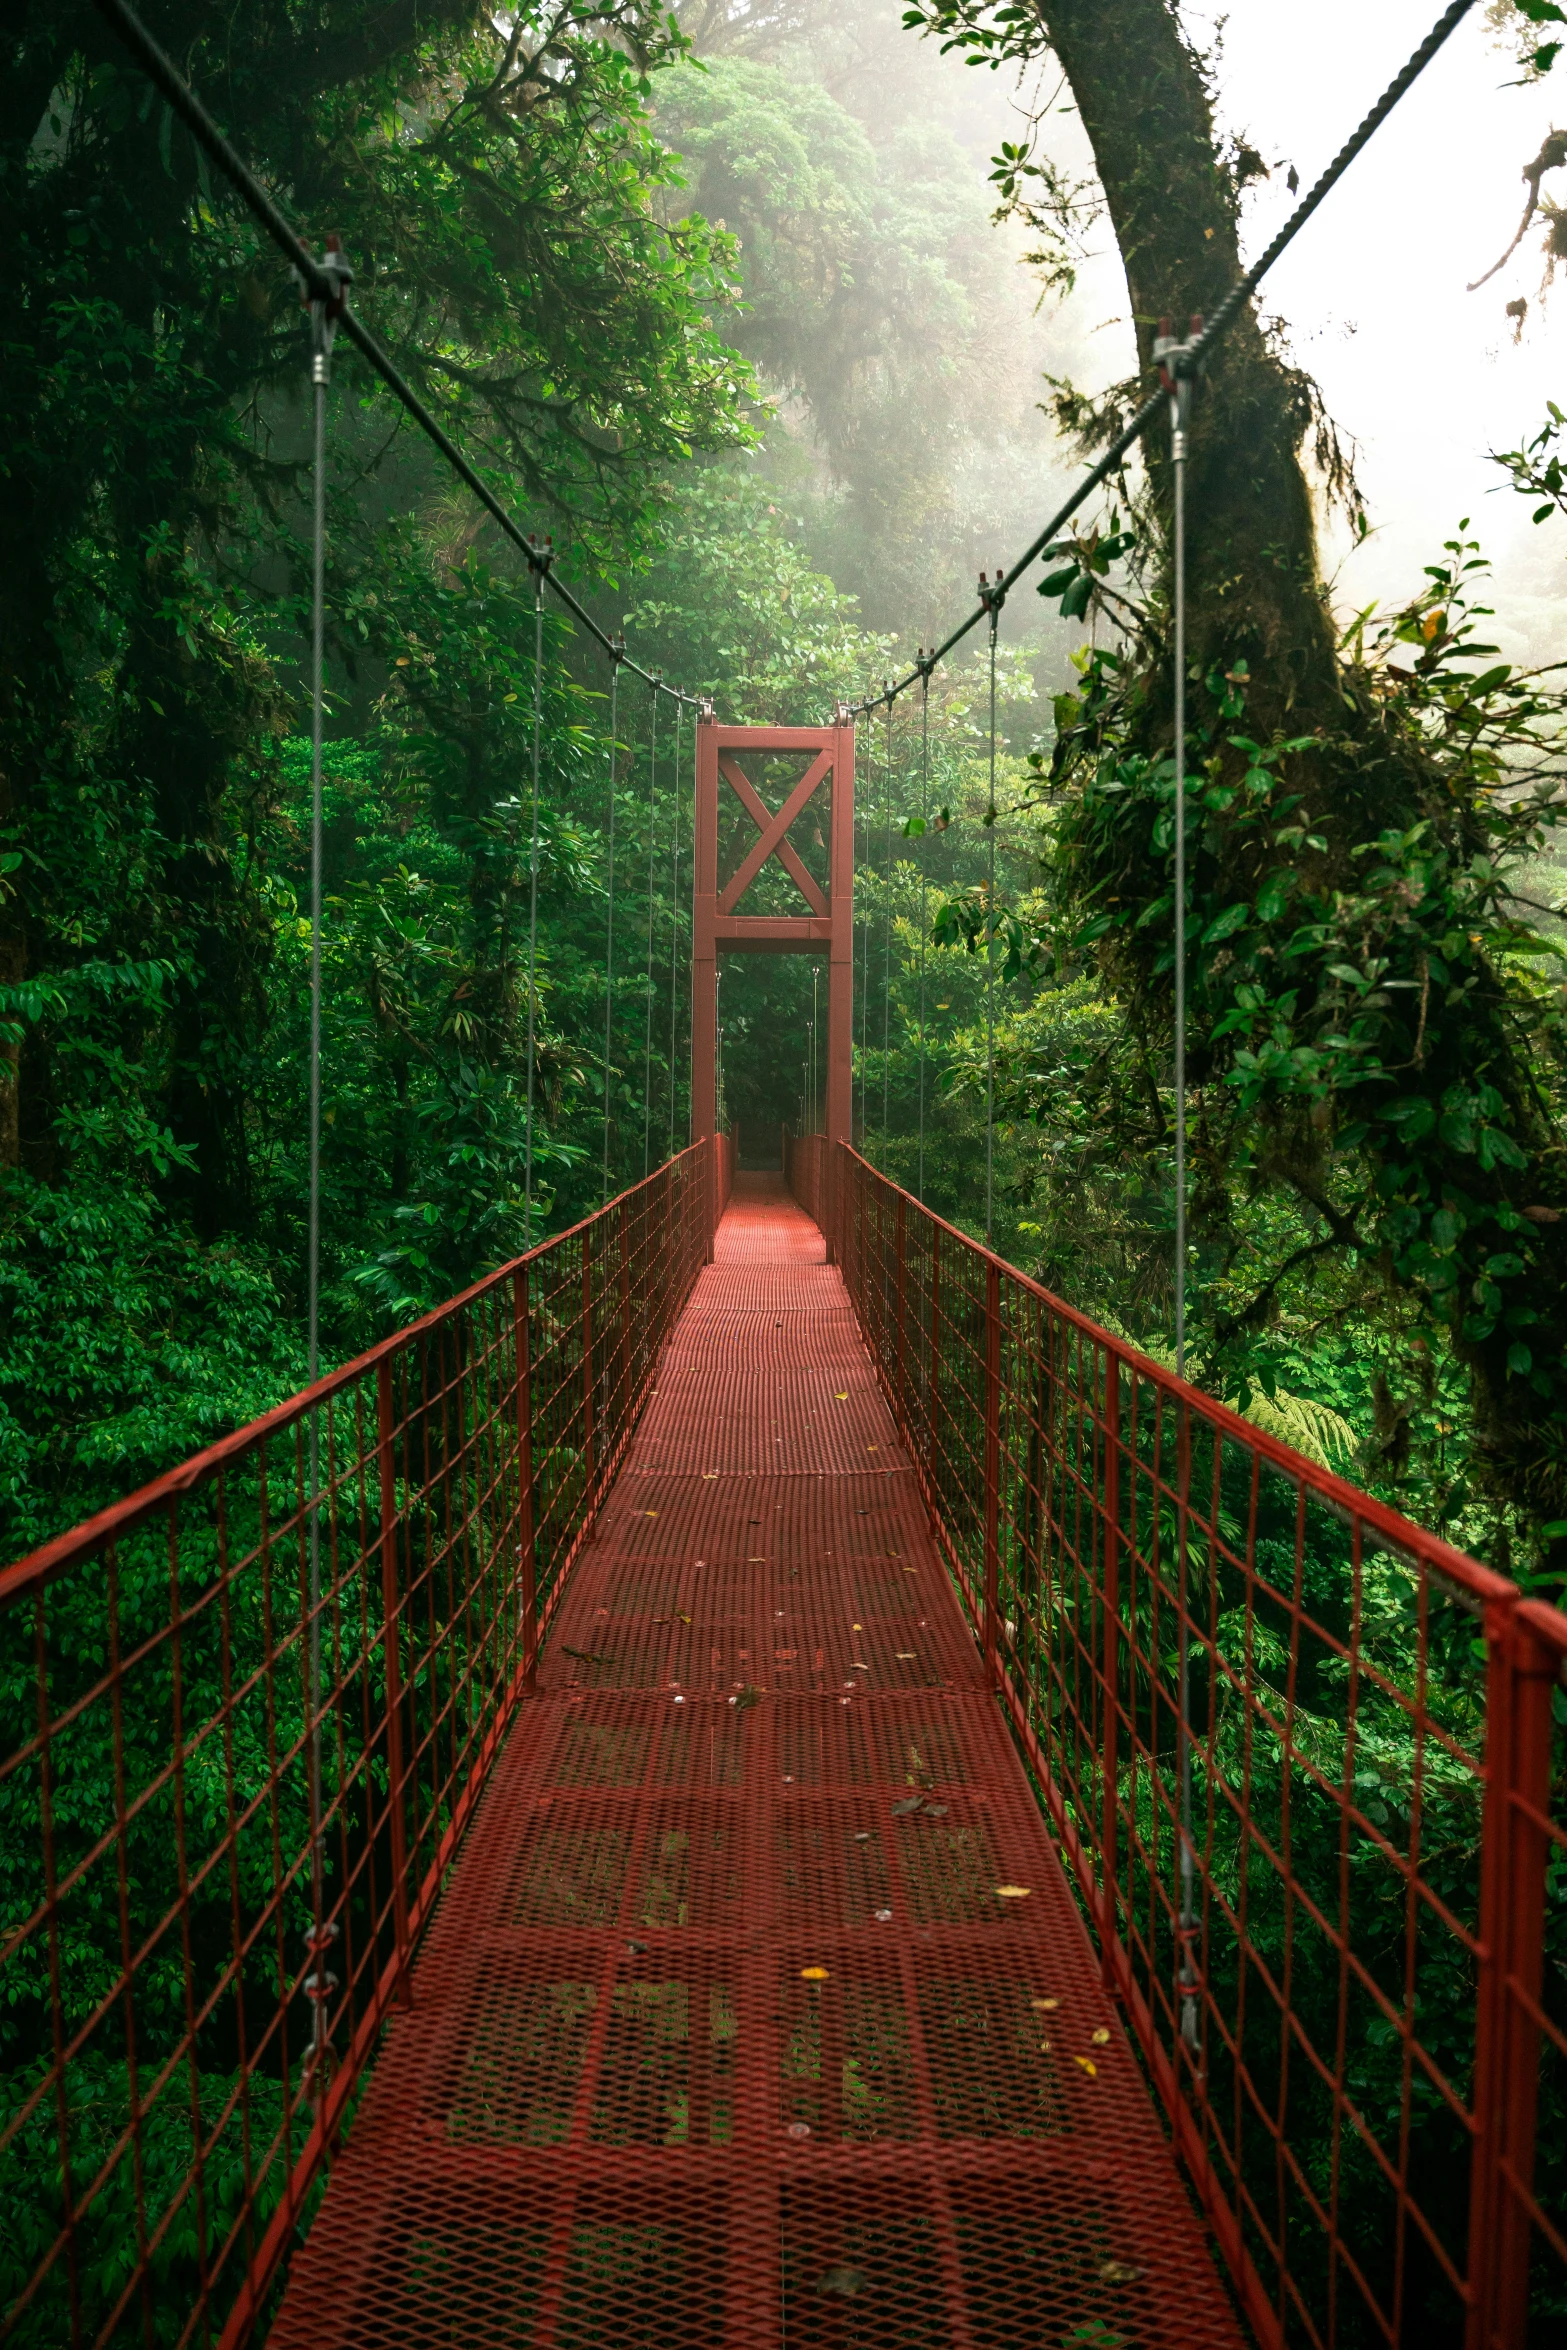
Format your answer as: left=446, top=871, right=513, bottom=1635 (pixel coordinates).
left=690, top=716, right=855, bottom=1164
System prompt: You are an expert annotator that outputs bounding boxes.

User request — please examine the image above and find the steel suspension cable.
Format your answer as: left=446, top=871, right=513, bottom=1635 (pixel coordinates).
left=302, top=252, right=347, bottom=2101
left=836, top=0, right=1478, bottom=719
left=97, top=0, right=1476, bottom=736
left=90, top=0, right=719, bottom=719
left=857, top=737, right=869, bottom=1146
left=642, top=687, right=659, bottom=1179
left=917, top=662, right=930, bottom=1204
left=305, top=280, right=328, bottom=1954
left=881, top=693, right=893, bottom=1161
left=1170, top=366, right=1199, bottom=2059
left=983, top=593, right=1000, bottom=1248
left=522, top=568, right=545, bottom=1247
left=668, top=701, right=683, bottom=1160
left=601, top=647, right=622, bottom=1204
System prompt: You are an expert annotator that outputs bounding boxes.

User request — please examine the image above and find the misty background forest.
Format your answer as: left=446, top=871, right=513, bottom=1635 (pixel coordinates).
left=11, top=5, right=1567, bottom=2343
left=6, top=0, right=1567, bottom=1595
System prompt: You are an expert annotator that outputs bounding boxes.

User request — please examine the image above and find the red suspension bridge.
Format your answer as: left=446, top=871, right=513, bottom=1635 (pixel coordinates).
left=3, top=718, right=1566, bottom=2350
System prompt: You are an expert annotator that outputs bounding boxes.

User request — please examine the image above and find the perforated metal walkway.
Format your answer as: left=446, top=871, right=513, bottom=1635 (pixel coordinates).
left=273, top=1175, right=1245, bottom=2347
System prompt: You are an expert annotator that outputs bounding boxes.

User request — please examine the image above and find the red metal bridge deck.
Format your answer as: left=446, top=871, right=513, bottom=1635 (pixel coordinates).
left=272, top=1174, right=1244, bottom=2348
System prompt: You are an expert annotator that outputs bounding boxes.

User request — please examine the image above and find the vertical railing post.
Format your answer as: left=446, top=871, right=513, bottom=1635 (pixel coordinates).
left=895, top=1190, right=908, bottom=1435
left=707, top=1130, right=717, bottom=1263
left=581, top=1225, right=597, bottom=1509
left=375, top=1353, right=411, bottom=1997
left=1466, top=1596, right=1558, bottom=2350
left=512, top=1264, right=539, bottom=1690
left=1100, top=1343, right=1122, bottom=1990
left=927, top=1222, right=942, bottom=1536
left=983, top=1258, right=1001, bottom=1687
left=618, top=1196, right=635, bottom=1420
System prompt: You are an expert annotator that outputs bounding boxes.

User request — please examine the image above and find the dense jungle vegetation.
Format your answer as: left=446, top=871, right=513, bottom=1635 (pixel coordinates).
left=6, top=0, right=1567, bottom=1586
left=4, top=2, right=1567, bottom=2343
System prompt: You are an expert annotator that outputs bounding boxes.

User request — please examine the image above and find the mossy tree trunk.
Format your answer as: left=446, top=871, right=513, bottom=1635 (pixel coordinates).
left=1027, top=0, right=1567, bottom=1543
left=1037, top=0, right=1340, bottom=729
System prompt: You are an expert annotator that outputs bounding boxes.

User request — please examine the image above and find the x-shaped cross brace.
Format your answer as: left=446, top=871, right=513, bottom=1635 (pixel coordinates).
left=716, top=749, right=831, bottom=918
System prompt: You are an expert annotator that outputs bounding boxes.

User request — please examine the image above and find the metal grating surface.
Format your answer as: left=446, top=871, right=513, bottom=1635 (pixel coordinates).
left=270, top=1175, right=1246, bottom=2348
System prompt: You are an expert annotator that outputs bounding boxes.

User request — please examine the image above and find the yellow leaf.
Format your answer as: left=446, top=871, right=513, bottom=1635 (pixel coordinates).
left=1424, top=608, right=1445, bottom=641
left=835, top=1392, right=848, bottom=1401
left=800, top=1965, right=829, bottom=1982
left=1091, top=2027, right=1110, bottom=2045
left=1074, top=2055, right=1097, bottom=2077
left=702, top=1471, right=719, bottom=1479
left=1031, top=1997, right=1059, bottom=2011
left=995, top=1885, right=1031, bottom=1900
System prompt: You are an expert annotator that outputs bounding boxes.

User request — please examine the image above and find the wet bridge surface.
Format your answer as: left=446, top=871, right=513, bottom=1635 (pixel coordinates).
left=274, top=1174, right=1243, bottom=2348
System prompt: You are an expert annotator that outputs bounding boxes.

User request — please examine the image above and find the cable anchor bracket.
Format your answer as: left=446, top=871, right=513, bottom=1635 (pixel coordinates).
left=298, top=235, right=352, bottom=382
left=1153, top=313, right=1203, bottom=454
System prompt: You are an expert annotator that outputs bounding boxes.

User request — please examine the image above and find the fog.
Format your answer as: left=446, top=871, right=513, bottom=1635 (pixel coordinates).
left=697, top=0, right=1567, bottom=679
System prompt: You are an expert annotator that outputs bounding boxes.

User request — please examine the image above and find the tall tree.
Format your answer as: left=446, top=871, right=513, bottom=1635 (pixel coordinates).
left=906, top=0, right=1567, bottom=1554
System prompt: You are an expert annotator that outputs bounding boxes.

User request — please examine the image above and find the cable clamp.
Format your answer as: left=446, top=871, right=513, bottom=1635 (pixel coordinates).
left=526, top=532, right=555, bottom=578
left=608, top=631, right=627, bottom=669
left=303, top=1917, right=339, bottom=2001
left=976, top=569, right=1006, bottom=618
left=1152, top=312, right=1204, bottom=390
left=298, top=234, right=352, bottom=353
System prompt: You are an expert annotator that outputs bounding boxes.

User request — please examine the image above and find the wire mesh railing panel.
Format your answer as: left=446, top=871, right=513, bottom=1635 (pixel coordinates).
left=0, top=1142, right=718, bottom=2350
left=801, top=1141, right=1567, bottom=2350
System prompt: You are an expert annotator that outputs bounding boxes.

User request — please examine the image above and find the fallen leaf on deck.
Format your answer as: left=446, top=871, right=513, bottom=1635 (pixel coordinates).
left=731, top=1684, right=763, bottom=1712
left=800, top=1965, right=829, bottom=1982
left=994, top=1885, right=1030, bottom=1899
left=1091, top=2027, right=1110, bottom=2045
left=562, top=1646, right=611, bottom=1665
left=891, top=1797, right=924, bottom=1817
left=1031, top=1998, right=1059, bottom=2011
left=1074, top=2055, right=1098, bottom=2077
left=816, top=2266, right=865, bottom=2299
left=922, top=1802, right=948, bottom=1818
left=895, top=1651, right=916, bottom=1659
left=1099, top=2260, right=1141, bottom=2284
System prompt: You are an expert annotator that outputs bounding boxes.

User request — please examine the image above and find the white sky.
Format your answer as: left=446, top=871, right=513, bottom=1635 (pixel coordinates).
left=961, top=1, right=1567, bottom=666
left=1220, top=0, right=1564, bottom=663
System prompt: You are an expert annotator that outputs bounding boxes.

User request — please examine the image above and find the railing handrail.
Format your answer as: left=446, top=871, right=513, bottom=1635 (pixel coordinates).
left=826, top=1140, right=1532, bottom=1631
left=791, top=1131, right=1567, bottom=2349
left=0, top=1140, right=713, bottom=1603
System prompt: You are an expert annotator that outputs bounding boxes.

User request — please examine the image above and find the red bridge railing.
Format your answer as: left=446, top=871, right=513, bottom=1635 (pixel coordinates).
left=0, top=1138, right=725, bottom=2349
left=787, top=1133, right=1567, bottom=2349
